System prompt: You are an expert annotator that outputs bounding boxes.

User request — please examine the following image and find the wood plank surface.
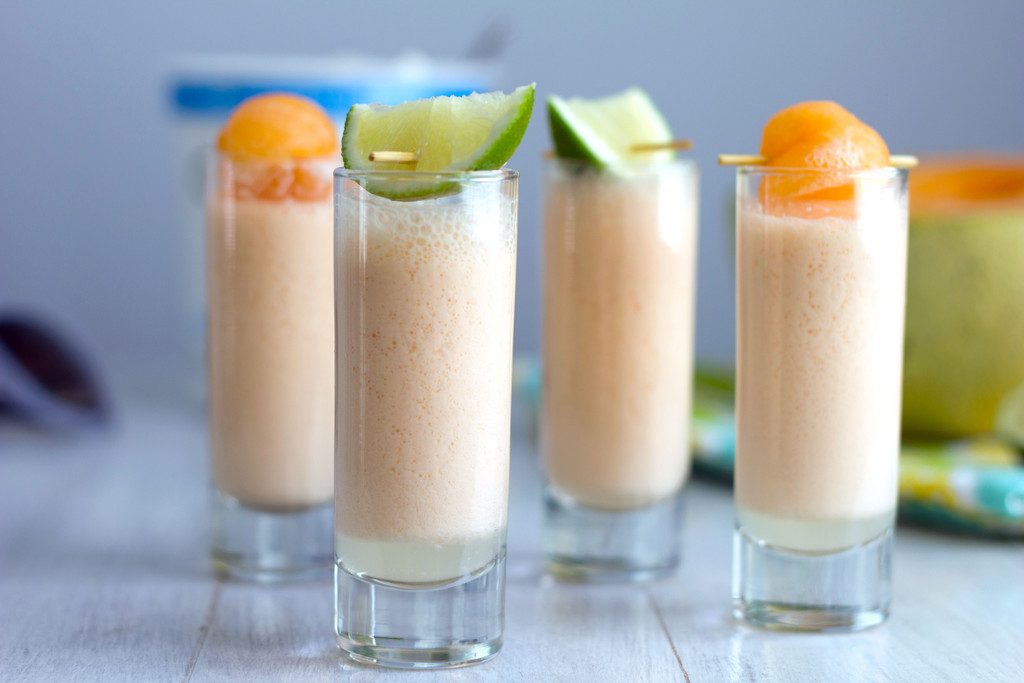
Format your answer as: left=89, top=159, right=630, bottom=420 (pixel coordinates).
left=1, top=399, right=1021, bottom=681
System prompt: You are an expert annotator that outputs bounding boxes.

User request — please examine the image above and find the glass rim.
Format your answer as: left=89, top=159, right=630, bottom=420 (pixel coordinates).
left=737, top=165, right=907, bottom=179
left=334, top=167, right=519, bottom=182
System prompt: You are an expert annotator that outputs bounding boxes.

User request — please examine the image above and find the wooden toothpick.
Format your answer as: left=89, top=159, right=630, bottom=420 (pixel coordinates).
left=718, top=153, right=920, bottom=169
left=717, top=154, right=766, bottom=166
left=630, top=139, right=693, bottom=153
left=888, top=155, right=919, bottom=169
left=369, top=151, right=418, bottom=163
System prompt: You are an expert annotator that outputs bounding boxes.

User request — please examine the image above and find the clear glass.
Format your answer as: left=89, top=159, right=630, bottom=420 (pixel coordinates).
left=333, top=169, right=517, bottom=668
left=733, top=166, right=909, bottom=631
left=541, top=158, right=698, bottom=581
left=206, top=153, right=335, bottom=580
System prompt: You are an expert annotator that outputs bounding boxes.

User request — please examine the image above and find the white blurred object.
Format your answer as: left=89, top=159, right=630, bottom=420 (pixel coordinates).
left=163, top=52, right=498, bottom=402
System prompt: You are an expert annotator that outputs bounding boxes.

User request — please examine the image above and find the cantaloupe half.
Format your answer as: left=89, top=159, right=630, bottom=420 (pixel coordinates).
left=902, top=157, right=1024, bottom=437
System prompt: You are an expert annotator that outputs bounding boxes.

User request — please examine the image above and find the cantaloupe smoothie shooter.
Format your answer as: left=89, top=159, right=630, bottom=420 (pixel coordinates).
left=207, top=93, right=337, bottom=580
left=542, top=89, right=698, bottom=581
left=333, top=85, right=533, bottom=669
left=728, top=101, right=912, bottom=632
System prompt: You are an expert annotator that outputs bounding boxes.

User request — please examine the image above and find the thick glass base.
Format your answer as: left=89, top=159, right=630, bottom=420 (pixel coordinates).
left=732, top=525, right=892, bottom=632
left=543, top=487, right=683, bottom=582
left=210, top=490, right=332, bottom=582
left=335, top=551, right=505, bottom=669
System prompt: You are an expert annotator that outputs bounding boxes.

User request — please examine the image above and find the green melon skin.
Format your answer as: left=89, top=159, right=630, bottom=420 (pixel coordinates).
left=902, top=208, right=1024, bottom=437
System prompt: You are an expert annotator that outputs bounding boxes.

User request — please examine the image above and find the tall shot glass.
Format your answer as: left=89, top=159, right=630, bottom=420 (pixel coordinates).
left=206, top=153, right=335, bottom=580
left=541, top=158, right=699, bottom=581
left=732, top=166, right=909, bottom=631
left=334, top=169, right=518, bottom=668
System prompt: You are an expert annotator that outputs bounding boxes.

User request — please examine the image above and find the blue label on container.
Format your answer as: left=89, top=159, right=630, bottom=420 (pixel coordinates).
left=169, top=81, right=483, bottom=117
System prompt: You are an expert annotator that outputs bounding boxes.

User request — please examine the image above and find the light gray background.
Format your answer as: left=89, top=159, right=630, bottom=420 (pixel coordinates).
left=4, top=1, right=1024, bottom=387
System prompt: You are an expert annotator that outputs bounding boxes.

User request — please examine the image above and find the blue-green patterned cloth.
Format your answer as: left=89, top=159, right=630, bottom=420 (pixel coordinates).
left=691, top=368, right=1024, bottom=536
left=513, top=359, right=1024, bottom=537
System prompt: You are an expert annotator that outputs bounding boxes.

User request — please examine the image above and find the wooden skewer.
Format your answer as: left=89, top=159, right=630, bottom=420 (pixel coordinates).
left=717, top=154, right=766, bottom=166
left=630, top=139, right=693, bottom=153
left=718, top=153, right=920, bottom=169
left=888, top=155, right=919, bottom=169
left=542, top=139, right=693, bottom=159
left=369, top=151, right=418, bottom=163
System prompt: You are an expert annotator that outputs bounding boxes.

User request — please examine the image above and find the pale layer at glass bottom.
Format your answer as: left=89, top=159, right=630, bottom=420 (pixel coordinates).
left=336, top=530, right=505, bottom=585
left=737, top=506, right=895, bottom=553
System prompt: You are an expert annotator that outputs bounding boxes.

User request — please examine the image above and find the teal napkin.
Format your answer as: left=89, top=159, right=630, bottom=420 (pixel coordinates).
left=690, top=368, right=1024, bottom=537
left=512, top=358, right=1024, bottom=537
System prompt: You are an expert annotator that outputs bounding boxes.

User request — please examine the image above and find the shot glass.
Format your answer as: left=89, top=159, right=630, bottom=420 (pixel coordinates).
left=732, top=166, right=909, bottom=631
left=541, top=158, right=698, bottom=581
left=206, top=153, right=335, bottom=580
left=333, top=169, right=517, bottom=668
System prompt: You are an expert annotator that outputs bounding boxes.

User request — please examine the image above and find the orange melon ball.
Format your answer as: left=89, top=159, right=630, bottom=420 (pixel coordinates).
left=760, top=101, right=860, bottom=161
left=759, top=101, right=890, bottom=205
left=217, top=93, right=338, bottom=161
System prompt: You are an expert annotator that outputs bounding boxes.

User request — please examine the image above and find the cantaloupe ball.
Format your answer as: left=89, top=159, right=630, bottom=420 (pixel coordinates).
left=759, top=101, right=889, bottom=204
left=217, top=93, right=338, bottom=161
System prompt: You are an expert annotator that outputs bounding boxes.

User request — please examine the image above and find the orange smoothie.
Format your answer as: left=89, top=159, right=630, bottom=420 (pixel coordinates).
left=542, top=161, right=698, bottom=510
left=335, top=179, right=517, bottom=583
left=734, top=102, right=907, bottom=552
left=736, top=197, right=906, bottom=551
left=207, top=94, right=337, bottom=511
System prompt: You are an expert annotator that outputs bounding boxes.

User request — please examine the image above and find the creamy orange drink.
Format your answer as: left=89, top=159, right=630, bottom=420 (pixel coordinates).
left=543, top=164, right=696, bottom=510
left=541, top=89, right=697, bottom=581
left=736, top=201, right=905, bottom=551
left=207, top=94, right=336, bottom=579
left=731, top=101, right=910, bottom=631
left=333, top=85, right=533, bottom=669
left=334, top=181, right=516, bottom=584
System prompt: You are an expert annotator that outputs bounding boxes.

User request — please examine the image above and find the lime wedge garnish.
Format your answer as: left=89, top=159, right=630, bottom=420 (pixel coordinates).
left=548, top=87, right=674, bottom=167
left=342, top=84, right=535, bottom=199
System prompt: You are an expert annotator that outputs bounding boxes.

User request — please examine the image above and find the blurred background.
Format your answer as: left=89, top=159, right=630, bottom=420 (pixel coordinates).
left=4, top=0, right=1024, bottom=401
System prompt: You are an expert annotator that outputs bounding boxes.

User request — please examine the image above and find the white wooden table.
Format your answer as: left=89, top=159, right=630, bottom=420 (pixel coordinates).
left=2, top=395, right=1022, bottom=681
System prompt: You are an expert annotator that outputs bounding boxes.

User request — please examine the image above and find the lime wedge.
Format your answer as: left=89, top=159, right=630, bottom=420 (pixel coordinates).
left=342, top=84, right=535, bottom=199
left=548, top=87, right=674, bottom=167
